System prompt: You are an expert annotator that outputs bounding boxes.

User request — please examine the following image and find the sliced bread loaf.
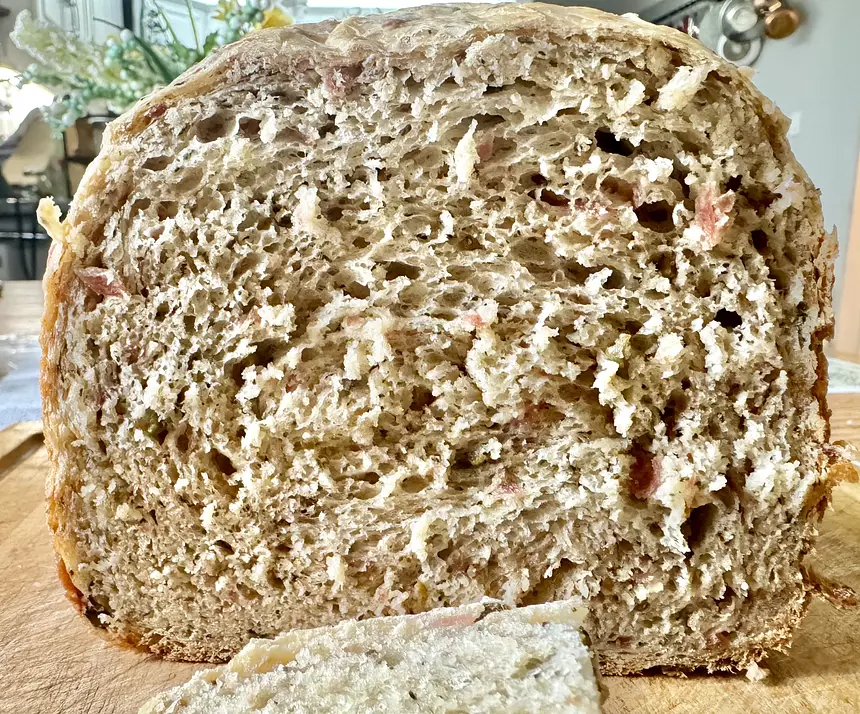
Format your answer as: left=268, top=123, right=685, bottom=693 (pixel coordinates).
left=40, top=3, right=847, bottom=672
left=139, top=600, right=601, bottom=714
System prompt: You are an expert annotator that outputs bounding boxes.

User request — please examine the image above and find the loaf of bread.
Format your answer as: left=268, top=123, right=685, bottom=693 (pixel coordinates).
left=40, top=3, right=846, bottom=673
left=139, top=600, right=601, bottom=714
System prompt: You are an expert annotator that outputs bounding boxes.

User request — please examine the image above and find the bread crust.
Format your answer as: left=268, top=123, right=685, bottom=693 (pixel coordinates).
left=39, top=3, right=844, bottom=671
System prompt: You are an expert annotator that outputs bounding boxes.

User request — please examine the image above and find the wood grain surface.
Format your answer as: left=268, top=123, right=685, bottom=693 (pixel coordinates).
left=1, top=395, right=858, bottom=714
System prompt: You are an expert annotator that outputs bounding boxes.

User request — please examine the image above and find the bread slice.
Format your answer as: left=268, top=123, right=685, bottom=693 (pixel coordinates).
left=40, top=3, right=846, bottom=672
left=139, top=600, right=601, bottom=714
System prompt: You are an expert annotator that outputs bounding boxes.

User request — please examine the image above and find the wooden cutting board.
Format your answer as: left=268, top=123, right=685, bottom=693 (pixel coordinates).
left=2, top=395, right=859, bottom=714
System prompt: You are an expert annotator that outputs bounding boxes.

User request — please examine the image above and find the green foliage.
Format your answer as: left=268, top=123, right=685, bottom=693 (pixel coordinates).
left=10, top=1, right=287, bottom=134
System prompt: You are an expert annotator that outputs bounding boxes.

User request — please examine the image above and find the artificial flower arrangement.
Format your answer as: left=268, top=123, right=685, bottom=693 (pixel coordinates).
left=10, top=0, right=292, bottom=134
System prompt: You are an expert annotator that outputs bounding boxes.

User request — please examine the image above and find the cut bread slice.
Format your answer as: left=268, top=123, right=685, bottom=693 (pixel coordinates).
left=139, top=601, right=601, bottom=714
left=40, top=3, right=847, bottom=672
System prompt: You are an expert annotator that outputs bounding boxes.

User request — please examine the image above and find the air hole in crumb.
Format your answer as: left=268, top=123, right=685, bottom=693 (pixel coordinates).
left=604, top=269, right=626, bottom=290
left=237, top=584, right=261, bottom=601
left=745, top=185, right=776, bottom=211
left=715, top=309, right=743, bottom=330
left=209, top=467, right=240, bottom=499
left=343, top=281, right=371, bottom=299
left=457, top=235, right=482, bottom=251
left=770, top=267, right=790, bottom=291
left=751, top=229, right=768, bottom=253
left=630, top=333, right=656, bottom=354
left=534, top=188, right=569, bottom=208
left=410, top=387, right=434, bottom=411
left=401, top=475, right=431, bottom=493
left=471, top=113, right=505, bottom=130
left=655, top=252, right=677, bottom=280
left=325, top=206, right=344, bottom=222
left=214, top=539, right=234, bottom=554
left=235, top=255, right=260, bottom=276
left=682, top=503, right=720, bottom=551
left=384, top=262, right=421, bottom=280
left=265, top=571, right=285, bottom=592
left=563, top=261, right=598, bottom=283
left=355, top=484, right=379, bottom=500
left=726, top=175, right=742, bottom=192
left=213, top=450, right=237, bottom=476
left=439, top=288, right=467, bottom=308
left=662, top=390, right=687, bottom=439
left=558, top=383, right=585, bottom=402
left=231, top=361, right=247, bottom=386
left=353, top=235, right=370, bottom=249
left=355, top=471, right=380, bottom=485
left=622, top=319, right=644, bottom=335
left=695, top=271, right=713, bottom=298
left=437, top=545, right=453, bottom=561
left=301, top=347, right=321, bottom=363
left=707, top=414, right=725, bottom=439
left=601, top=176, right=635, bottom=204
left=522, top=558, right=576, bottom=605
left=238, top=117, right=261, bottom=138
left=130, top=198, right=151, bottom=214
left=575, top=367, right=596, bottom=388
left=529, top=173, right=548, bottom=186
left=175, top=168, right=203, bottom=193
left=252, top=338, right=285, bottom=367
left=195, top=112, right=235, bottom=142
left=671, top=166, right=692, bottom=199
left=176, top=432, right=189, bottom=453
left=714, top=482, right=738, bottom=510
left=594, top=129, right=634, bottom=157
left=143, top=155, right=171, bottom=171
left=635, top=200, right=674, bottom=233
left=452, top=448, right=476, bottom=470
left=448, top=265, right=475, bottom=280
left=157, top=201, right=179, bottom=220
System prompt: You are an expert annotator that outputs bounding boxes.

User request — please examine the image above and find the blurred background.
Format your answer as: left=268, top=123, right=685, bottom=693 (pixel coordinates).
left=0, top=0, right=858, bottom=426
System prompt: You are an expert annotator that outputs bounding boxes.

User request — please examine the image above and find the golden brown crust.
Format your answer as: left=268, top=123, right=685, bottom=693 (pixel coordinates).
left=599, top=590, right=808, bottom=674
left=39, top=3, right=840, bottom=670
